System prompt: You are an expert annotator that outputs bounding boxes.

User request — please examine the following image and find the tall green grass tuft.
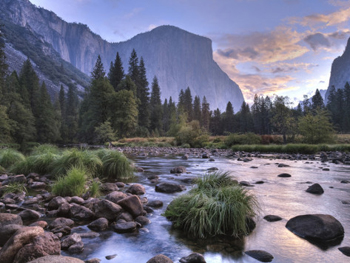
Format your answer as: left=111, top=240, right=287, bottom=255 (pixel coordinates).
left=52, top=166, right=87, bottom=197
left=164, top=171, right=258, bottom=238
left=0, top=165, right=5, bottom=174
left=31, top=144, right=60, bottom=155
left=97, top=149, right=134, bottom=180
left=88, top=180, right=101, bottom=197
left=2, top=182, right=27, bottom=195
left=51, top=149, right=103, bottom=177
left=0, top=149, right=26, bottom=169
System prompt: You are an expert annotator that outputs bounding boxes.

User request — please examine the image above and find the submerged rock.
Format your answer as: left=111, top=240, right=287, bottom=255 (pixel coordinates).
left=147, top=254, right=173, bottom=263
left=170, top=166, right=186, bottom=173
left=277, top=173, right=291, bottom=178
left=155, top=183, right=186, bottom=193
left=264, top=215, right=282, bottom=222
left=179, top=252, right=206, bottom=263
left=306, top=183, right=324, bottom=195
left=126, top=184, right=146, bottom=195
left=338, top=246, right=350, bottom=257
left=245, top=250, right=274, bottom=262
left=88, top=218, right=109, bottom=231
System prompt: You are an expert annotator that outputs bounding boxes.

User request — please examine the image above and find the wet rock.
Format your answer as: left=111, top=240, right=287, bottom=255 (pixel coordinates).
left=78, top=232, right=99, bottom=238
left=105, top=254, right=117, bottom=260
left=117, top=212, right=134, bottom=222
left=57, top=202, right=71, bottom=217
left=113, top=221, right=138, bottom=233
left=255, top=180, right=264, bottom=184
left=135, top=166, right=144, bottom=172
left=117, top=195, right=144, bottom=218
left=245, top=250, right=274, bottom=262
left=147, top=175, right=159, bottom=180
left=209, top=158, right=215, bottom=162
left=146, top=254, right=173, bottom=263
left=144, top=206, right=154, bottom=213
left=68, top=241, right=84, bottom=253
left=286, top=214, right=344, bottom=242
left=170, top=166, right=186, bottom=173
left=51, top=226, right=71, bottom=235
left=0, top=224, right=23, bottom=246
left=48, top=196, right=68, bottom=211
left=105, top=191, right=127, bottom=204
left=46, top=210, right=58, bottom=218
left=85, top=258, right=101, bottom=263
left=207, top=167, right=218, bottom=171
left=135, top=216, right=151, bottom=226
left=126, top=184, right=146, bottom=195
left=116, top=182, right=125, bottom=188
left=29, top=182, right=47, bottom=190
left=239, top=181, right=254, bottom=187
left=70, top=196, right=85, bottom=205
left=264, top=215, right=282, bottom=222
left=70, top=204, right=94, bottom=220
left=18, top=209, right=41, bottom=221
left=61, top=233, right=82, bottom=250
left=155, top=182, right=186, bottom=193
left=250, top=166, right=258, bottom=169
left=277, top=173, right=291, bottom=178
left=30, top=221, right=48, bottom=228
left=0, top=213, right=23, bottom=227
left=0, top=226, right=44, bottom=263
left=306, top=183, right=324, bottom=195
left=13, top=232, right=60, bottom=263
left=93, top=199, right=123, bottom=221
left=322, top=168, right=330, bottom=171
left=49, top=217, right=74, bottom=229
left=179, top=252, right=206, bottom=263
left=88, top=218, right=109, bottom=231
left=5, top=174, right=26, bottom=184
left=341, top=180, right=349, bottom=184
left=202, top=153, right=209, bottom=159
left=100, top=183, right=119, bottom=193
left=147, top=200, right=163, bottom=208
left=27, top=255, right=84, bottom=263
left=278, top=163, right=290, bottom=167
left=338, top=246, right=350, bottom=257
left=23, top=197, right=40, bottom=205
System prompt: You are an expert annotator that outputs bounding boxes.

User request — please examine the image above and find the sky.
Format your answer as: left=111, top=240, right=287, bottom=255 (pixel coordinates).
left=30, top=0, right=350, bottom=105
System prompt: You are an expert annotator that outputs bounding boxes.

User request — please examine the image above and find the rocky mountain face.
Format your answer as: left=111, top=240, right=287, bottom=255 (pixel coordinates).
left=326, top=37, right=350, bottom=101
left=1, top=0, right=244, bottom=110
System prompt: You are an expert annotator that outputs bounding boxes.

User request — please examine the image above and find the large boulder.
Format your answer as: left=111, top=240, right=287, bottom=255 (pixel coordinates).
left=0, top=213, right=23, bottom=227
left=179, top=253, right=206, bottom=263
left=48, top=197, right=68, bottom=210
left=113, top=221, right=138, bottom=233
left=105, top=191, right=128, bottom=204
left=13, top=232, right=61, bottom=263
left=28, top=255, right=84, bottom=263
left=286, top=214, right=344, bottom=242
left=306, top=183, right=324, bottom=195
left=18, top=209, right=41, bottom=221
left=0, top=226, right=44, bottom=263
left=69, top=204, right=94, bottom=221
left=49, top=217, right=74, bottom=229
left=0, top=224, right=23, bottom=246
left=155, top=183, right=186, bottom=193
left=88, top=218, right=109, bottom=231
left=93, top=199, right=123, bottom=221
left=126, top=184, right=146, bottom=195
left=117, top=195, right=144, bottom=218
left=61, top=233, right=81, bottom=250
left=146, top=254, right=173, bottom=263
left=100, top=183, right=119, bottom=193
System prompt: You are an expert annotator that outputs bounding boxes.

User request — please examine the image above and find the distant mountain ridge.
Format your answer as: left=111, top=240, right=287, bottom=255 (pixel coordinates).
left=0, top=0, right=244, bottom=110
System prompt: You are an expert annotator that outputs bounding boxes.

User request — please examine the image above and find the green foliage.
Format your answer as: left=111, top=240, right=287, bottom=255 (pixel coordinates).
left=88, top=180, right=101, bottom=198
left=0, top=165, right=5, bottom=174
left=164, top=171, right=258, bottom=238
left=0, top=106, right=11, bottom=143
left=31, top=144, right=59, bottom=155
left=0, top=149, right=25, bottom=169
left=2, top=182, right=27, bottom=195
left=175, top=120, right=203, bottom=147
left=52, top=166, right=87, bottom=197
left=225, top=133, right=262, bottom=147
left=94, top=121, right=117, bottom=144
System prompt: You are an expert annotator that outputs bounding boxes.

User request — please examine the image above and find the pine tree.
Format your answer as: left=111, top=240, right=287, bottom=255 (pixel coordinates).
left=162, top=98, right=170, bottom=133
left=137, top=57, right=150, bottom=129
left=178, top=89, right=185, bottom=111
left=128, top=49, right=139, bottom=85
left=58, top=85, right=68, bottom=143
left=201, top=96, right=210, bottom=131
left=239, top=101, right=253, bottom=133
left=311, top=89, right=324, bottom=111
left=117, top=75, right=138, bottom=97
left=0, top=25, right=8, bottom=104
left=150, top=76, right=163, bottom=133
left=91, top=55, right=105, bottom=80
left=184, top=87, right=193, bottom=121
left=223, top=101, right=234, bottom=133
left=344, top=82, right=350, bottom=132
left=193, top=96, right=201, bottom=123
left=66, top=83, right=79, bottom=142
left=210, top=108, right=222, bottom=135
left=108, top=52, right=124, bottom=91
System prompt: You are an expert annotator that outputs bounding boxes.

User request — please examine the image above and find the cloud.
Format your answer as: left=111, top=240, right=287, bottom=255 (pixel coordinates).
left=303, top=30, right=350, bottom=50
left=270, top=63, right=318, bottom=74
left=304, top=33, right=331, bottom=50
left=122, top=8, right=142, bottom=19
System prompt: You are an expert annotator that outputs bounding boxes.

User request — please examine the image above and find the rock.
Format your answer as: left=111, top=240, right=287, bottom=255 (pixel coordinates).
left=286, top=214, right=344, bottom=242
left=5, top=174, right=26, bottom=184
left=155, top=183, right=186, bottom=193
left=48, top=196, right=68, bottom=210
left=105, top=254, right=117, bottom=260
left=202, top=153, right=209, bottom=158
left=68, top=241, right=84, bottom=253
left=278, top=163, right=290, bottom=167
left=255, top=180, right=264, bottom=184
left=23, top=197, right=40, bottom=205
left=113, top=221, right=138, bottom=233
left=61, top=233, right=82, bottom=250
left=85, top=258, right=101, bottom=263
left=49, top=217, right=74, bottom=229
left=0, top=226, right=44, bottom=263
left=117, top=195, right=144, bottom=218
left=147, top=254, right=173, bottom=263
left=207, top=167, right=218, bottom=171
left=0, top=213, right=23, bottom=227
left=29, top=182, right=47, bottom=190
left=18, top=209, right=41, bottom=221
left=239, top=181, right=254, bottom=187
left=147, top=200, right=163, bottom=208
left=135, top=166, right=144, bottom=172
left=70, top=196, right=85, bottom=205
left=78, top=232, right=99, bottom=239
left=70, top=204, right=94, bottom=220
left=27, top=255, right=84, bottom=263
left=117, top=212, right=134, bottom=222
left=245, top=250, right=274, bottom=262
left=57, top=202, right=71, bottom=217
left=338, top=246, right=350, bottom=257
left=277, top=173, right=291, bottom=178
left=93, top=199, right=123, bottom=221
left=0, top=224, right=23, bottom=246
left=179, top=252, right=206, bottom=263
left=105, top=191, right=127, bottom=204
left=170, top=166, right=186, bottom=173
left=100, top=183, right=119, bottom=193
left=209, top=158, right=215, bottom=161
left=135, top=216, right=151, bottom=226
left=51, top=226, right=71, bottom=235
left=116, top=182, right=125, bottom=188
left=306, top=183, right=324, bottom=195
left=13, top=232, right=60, bottom=263
left=88, top=218, right=109, bottom=231
left=264, top=215, right=282, bottom=222
left=30, top=221, right=48, bottom=228
left=126, top=184, right=146, bottom=195
left=181, top=155, right=188, bottom=160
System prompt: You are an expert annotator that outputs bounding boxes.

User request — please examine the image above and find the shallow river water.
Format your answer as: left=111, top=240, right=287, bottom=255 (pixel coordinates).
left=65, top=154, right=350, bottom=263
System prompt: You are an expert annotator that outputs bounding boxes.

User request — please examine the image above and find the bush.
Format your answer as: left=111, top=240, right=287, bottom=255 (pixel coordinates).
left=0, top=149, right=26, bottom=169
left=88, top=180, right=101, bottom=197
left=164, top=172, right=258, bottom=238
left=225, top=133, right=262, bottom=147
left=31, top=144, right=59, bottom=155
left=52, top=166, right=87, bottom=197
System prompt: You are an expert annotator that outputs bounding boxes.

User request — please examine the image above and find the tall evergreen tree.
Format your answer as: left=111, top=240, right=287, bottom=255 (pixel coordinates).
left=162, top=98, right=170, bottom=133
left=150, top=76, right=163, bottom=133
left=138, top=57, right=150, bottom=129
left=108, top=52, right=124, bottom=91
left=128, top=49, right=139, bottom=85
left=184, top=87, right=193, bottom=121
left=91, top=55, right=105, bottom=80
left=58, top=85, right=68, bottom=143
left=0, top=25, right=8, bottom=103
left=344, top=82, right=350, bottom=132
left=239, top=101, right=253, bottom=133
left=201, top=96, right=210, bottom=131
left=117, top=75, right=137, bottom=97
left=311, top=89, right=324, bottom=111
left=223, top=101, right=234, bottom=133
left=193, top=96, right=201, bottom=123
left=66, top=83, right=79, bottom=142
left=210, top=108, right=222, bottom=135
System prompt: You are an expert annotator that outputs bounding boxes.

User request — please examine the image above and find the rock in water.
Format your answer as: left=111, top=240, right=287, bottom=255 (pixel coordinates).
left=27, top=255, right=84, bottom=263
left=147, top=254, right=173, bottom=263
left=306, top=183, right=324, bottom=195
left=245, top=250, right=274, bottom=262
left=179, top=252, right=206, bottom=263
left=264, top=215, right=282, bottom=222
left=286, top=214, right=344, bottom=242
left=338, top=246, right=350, bottom=257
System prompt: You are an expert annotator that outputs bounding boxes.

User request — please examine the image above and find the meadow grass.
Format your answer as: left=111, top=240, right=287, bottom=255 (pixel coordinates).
left=52, top=166, right=87, bottom=197
left=2, top=182, right=27, bottom=195
left=164, top=171, right=258, bottom=238
left=0, top=149, right=26, bottom=169
left=88, top=180, right=101, bottom=197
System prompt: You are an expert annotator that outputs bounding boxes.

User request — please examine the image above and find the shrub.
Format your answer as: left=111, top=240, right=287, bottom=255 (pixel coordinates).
left=98, top=149, right=134, bottom=180
left=225, top=133, right=262, bottom=147
left=31, top=144, right=59, bottom=155
left=52, top=166, right=87, bottom=197
left=164, top=172, right=258, bottom=238
left=88, top=180, right=101, bottom=197
left=0, top=149, right=26, bottom=169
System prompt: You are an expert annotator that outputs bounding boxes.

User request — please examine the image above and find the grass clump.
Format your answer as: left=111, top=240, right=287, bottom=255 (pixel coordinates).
left=0, top=165, right=5, bottom=174
left=31, top=144, right=60, bottom=155
left=88, top=180, right=101, bottom=197
left=2, top=182, right=27, bottom=195
left=97, top=149, right=134, bottom=180
left=164, top=171, right=258, bottom=239
left=0, top=149, right=26, bottom=169
left=52, top=166, right=87, bottom=197
left=225, top=133, right=262, bottom=147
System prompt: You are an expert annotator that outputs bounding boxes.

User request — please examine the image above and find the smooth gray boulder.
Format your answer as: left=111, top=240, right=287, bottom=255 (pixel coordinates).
left=155, top=183, right=186, bottom=193
left=245, top=250, right=274, bottom=262
left=306, top=183, right=324, bottom=195
left=179, top=252, right=206, bottom=263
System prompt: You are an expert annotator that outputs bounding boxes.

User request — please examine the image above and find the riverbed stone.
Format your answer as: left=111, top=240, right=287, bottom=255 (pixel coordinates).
left=155, top=182, right=186, bottom=193
left=100, top=183, right=119, bottom=193
left=306, top=183, right=324, bottom=195
left=0, top=226, right=44, bottom=263
left=170, top=166, right=186, bottom=173
left=245, top=250, right=274, bottom=262
left=179, top=252, right=206, bottom=263
left=117, top=212, right=134, bottom=222
left=147, top=200, right=163, bottom=208
left=338, top=246, right=350, bottom=257
left=0, top=213, right=23, bottom=226
left=126, top=184, right=146, bottom=195
left=135, top=216, right=151, bottom=226
left=13, top=232, right=60, bottom=263
left=57, top=202, right=71, bottom=217
left=85, top=258, right=101, bottom=263
left=93, top=199, right=123, bottom=221
left=105, top=191, right=128, bottom=204
left=61, top=233, right=82, bottom=250
left=146, top=254, right=173, bottom=263
left=113, top=221, right=138, bottom=233
left=88, top=218, right=109, bottom=231
left=70, top=196, right=85, bottom=205
left=277, top=173, right=291, bottom=178
left=27, top=255, right=84, bottom=263
left=0, top=224, right=23, bottom=246
left=49, top=217, right=74, bottom=229
left=30, top=221, right=48, bottom=228
left=70, top=204, right=94, bottom=220
left=286, top=214, right=344, bottom=242
left=264, top=215, right=282, bottom=222
left=48, top=196, right=68, bottom=210
left=18, top=209, right=41, bottom=221
left=117, top=195, right=144, bottom=217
